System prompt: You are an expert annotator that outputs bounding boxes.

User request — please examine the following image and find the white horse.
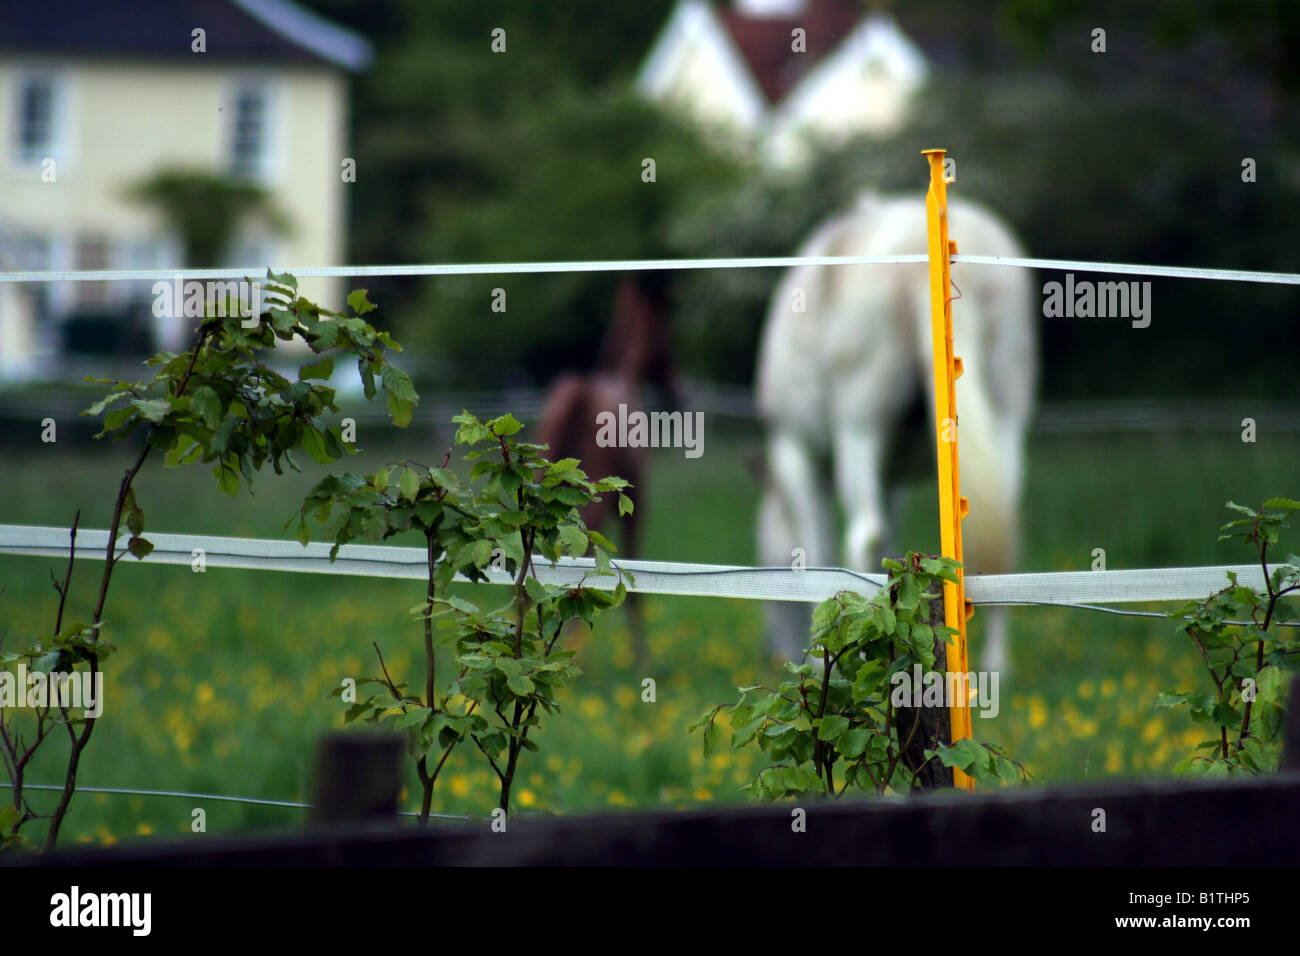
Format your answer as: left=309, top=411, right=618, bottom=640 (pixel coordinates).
left=755, top=192, right=1036, bottom=673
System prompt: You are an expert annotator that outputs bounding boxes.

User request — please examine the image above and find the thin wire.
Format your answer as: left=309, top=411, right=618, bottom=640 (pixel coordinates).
left=953, top=254, right=1300, bottom=286
left=0, top=782, right=470, bottom=820
left=2, top=253, right=1299, bottom=285
left=982, top=600, right=1300, bottom=627
left=0, top=254, right=927, bottom=283
left=154, top=548, right=891, bottom=589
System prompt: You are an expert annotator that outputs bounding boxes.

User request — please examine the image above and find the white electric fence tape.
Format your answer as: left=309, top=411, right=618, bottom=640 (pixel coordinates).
left=2, top=252, right=1295, bottom=612
left=0, top=524, right=1271, bottom=609
left=1, top=254, right=1299, bottom=285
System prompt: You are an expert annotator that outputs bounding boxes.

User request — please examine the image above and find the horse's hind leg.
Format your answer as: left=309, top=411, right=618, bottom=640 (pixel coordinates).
left=759, top=430, right=835, bottom=661
left=833, top=425, right=892, bottom=575
left=758, top=487, right=811, bottom=662
left=883, top=484, right=911, bottom=561
left=983, top=605, right=1009, bottom=677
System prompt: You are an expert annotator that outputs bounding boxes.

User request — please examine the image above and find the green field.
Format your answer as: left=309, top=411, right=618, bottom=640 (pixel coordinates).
left=1, top=414, right=1296, bottom=847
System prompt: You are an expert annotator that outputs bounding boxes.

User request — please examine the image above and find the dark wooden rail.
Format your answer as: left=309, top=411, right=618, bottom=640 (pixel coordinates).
left=8, top=769, right=1295, bottom=867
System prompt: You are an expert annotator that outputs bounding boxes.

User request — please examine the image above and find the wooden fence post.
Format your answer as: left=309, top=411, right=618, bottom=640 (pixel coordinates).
left=309, top=732, right=404, bottom=827
left=891, top=562, right=955, bottom=790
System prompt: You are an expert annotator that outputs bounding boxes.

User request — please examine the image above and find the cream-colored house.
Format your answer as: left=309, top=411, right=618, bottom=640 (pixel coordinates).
left=0, top=0, right=370, bottom=379
left=637, top=0, right=927, bottom=168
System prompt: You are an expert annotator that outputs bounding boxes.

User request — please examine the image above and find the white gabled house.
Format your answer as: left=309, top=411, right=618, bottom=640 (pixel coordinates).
left=636, top=0, right=771, bottom=141
left=637, top=0, right=928, bottom=168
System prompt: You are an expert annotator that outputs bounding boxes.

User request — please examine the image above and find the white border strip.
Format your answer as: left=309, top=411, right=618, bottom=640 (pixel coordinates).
left=0, top=255, right=926, bottom=283
left=2, top=254, right=1299, bottom=286
left=0, top=524, right=1267, bottom=607
left=953, top=254, right=1300, bottom=286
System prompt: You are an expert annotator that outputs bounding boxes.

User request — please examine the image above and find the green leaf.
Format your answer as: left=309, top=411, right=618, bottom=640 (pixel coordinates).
left=356, top=355, right=374, bottom=397
left=919, top=556, right=960, bottom=583
left=123, top=486, right=144, bottom=536
left=211, top=416, right=240, bottom=456
left=386, top=392, right=414, bottom=429
left=399, top=466, right=420, bottom=502
left=731, top=715, right=766, bottom=749
left=462, top=539, right=492, bottom=570
left=551, top=485, right=588, bottom=507
left=703, top=718, right=722, bottom=757
left=189, top=385, right=222, bottom=428
left=300, top=426, right=331, bottom=465
left=413, top=500, right=442, bottom=526
left=490, top=413, right=523, bottom=436
left=816, top=714, right=850, bottom=742
left=689, top=704, right=724, bottom=734
left=1210, top=701, right=1239, bottom=727
left=780, top=767, right=821, bottom=793
left=300, top=357, right=334, bottom=381
left=435, top=594, right=480, bottom=616
left=934, top=737, right=986, bottom=770
left=524, top=577, right=549, bottom=602
left=266, top=268, right=297, bottom=291
left=839, top=728, right=871, bottom=758
left=392, top=708, right=429, bottom=730
left=506, top=673, right=535, bottom=696
left=1262, top=497, right=1300, bottom=510
left=127, top=536, right=153, bottom=560
left=214, top=458, right=240, bottom=496
left=84, top=390, right=127, bottom=418
left=130, top=398, right=171, bottom=424
left=381, top=364, right=418, bottom=402
left=268, top=307, right=297, bottom=333
left=347, top=289, right=376, bottom=315
left=896, top=573, right=920, bottom=611
left=101, top=405, right=137, bottom=433
left=427, top=467, right=461, bottom=493
left=558, top=524, right=588, bottom=557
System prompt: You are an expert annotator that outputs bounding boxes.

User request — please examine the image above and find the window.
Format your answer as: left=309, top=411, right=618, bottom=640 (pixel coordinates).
left=114, top=237, right=170, bottom=310
left=228, top=82, right=272, bottom=181
left=225, top=235, right=275, bottom=271
left=72, top=235, right=110, bottom=311
left=0, top=232, right=53, bottom=327
left=12, top=71, right=65, bottom=165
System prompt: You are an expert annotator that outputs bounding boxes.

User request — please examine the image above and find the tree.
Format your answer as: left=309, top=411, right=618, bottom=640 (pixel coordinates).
left=127, top=168, right=291, bottom=268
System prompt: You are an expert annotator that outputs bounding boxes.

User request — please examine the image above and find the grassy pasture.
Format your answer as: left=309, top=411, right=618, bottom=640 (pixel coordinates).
left=0, top=413, right=1295, bottom=846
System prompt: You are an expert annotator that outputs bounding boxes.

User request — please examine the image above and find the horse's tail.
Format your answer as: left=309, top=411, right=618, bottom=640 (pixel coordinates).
left=905, top=197, right=1033, bottom=579
left=921, top=292, right=1029, bottom=579
left=950, top=375, right=1021, bottom=576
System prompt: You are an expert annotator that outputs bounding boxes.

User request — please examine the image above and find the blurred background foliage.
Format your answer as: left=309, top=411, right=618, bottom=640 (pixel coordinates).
left=299, top=0, right=1300, bottom=398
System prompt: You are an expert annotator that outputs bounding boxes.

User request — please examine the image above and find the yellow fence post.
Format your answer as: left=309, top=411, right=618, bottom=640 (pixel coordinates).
left=921, top=148, right=974, bottom=791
